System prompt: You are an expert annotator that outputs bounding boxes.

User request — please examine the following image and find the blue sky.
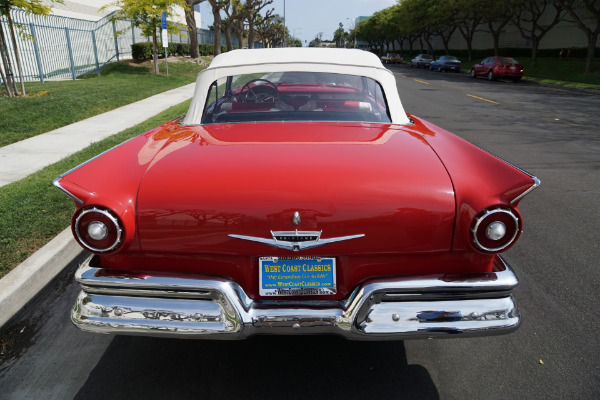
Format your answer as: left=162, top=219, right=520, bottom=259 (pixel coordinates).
left=196, top=0, right=396, bottom=46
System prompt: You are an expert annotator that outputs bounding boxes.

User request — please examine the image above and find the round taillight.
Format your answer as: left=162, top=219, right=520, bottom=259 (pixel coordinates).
left=472, top=207, right=520, bottom=252
left=74, top=207, right=123, bottom=253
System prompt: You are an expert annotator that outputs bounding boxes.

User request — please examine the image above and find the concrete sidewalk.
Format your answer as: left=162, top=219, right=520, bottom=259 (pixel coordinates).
left=0, top=82, right=195, bottom=188
left=0, top=83, right=196, bottom=328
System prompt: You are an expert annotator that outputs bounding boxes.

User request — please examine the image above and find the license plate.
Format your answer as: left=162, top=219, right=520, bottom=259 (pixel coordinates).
left=510, top=66, right=516, bottom=70
left=259, top=257, right=336, bottom=296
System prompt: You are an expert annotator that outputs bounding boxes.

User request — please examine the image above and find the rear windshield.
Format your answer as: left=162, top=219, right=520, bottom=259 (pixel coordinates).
left=201, top=72, right=391, bottom=124
left=499, top=57, right=518, bottom=64
left=444, top=56, right=459, bottom=61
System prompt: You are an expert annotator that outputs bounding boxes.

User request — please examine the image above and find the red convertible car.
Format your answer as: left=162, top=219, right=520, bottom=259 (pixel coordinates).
left=56, top=48, right=539, bottom=340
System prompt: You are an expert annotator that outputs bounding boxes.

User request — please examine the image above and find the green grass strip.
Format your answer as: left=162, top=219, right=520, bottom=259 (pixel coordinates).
left=460, top=57, right=600, bottom=90
left=0, top=61, right=204, bottom=147
left=0, top=99, right=191, bottom=278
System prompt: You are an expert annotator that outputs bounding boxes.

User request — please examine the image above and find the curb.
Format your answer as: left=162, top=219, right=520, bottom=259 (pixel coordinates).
left=0, top=228, right=83, bottom=328
left=524, top=79, right=600, bottom=95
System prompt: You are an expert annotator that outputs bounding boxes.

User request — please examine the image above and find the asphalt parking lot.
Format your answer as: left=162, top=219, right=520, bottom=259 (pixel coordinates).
left=1, top=64, right=598, bottom=399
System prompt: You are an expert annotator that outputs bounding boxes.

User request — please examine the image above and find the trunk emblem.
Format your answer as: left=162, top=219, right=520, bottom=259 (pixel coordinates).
left=292, top=211, right=301, bottom=225
left=229, top=230, right=365, bottom=252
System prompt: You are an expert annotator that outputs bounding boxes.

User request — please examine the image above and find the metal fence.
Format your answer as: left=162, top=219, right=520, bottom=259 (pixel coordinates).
left=0, top=9, right=254, bottom=85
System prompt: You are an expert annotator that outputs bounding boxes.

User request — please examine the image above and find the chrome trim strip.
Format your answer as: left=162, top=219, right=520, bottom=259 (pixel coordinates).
left=228, top=232, right=365, bottom=252
left=511, top=176, right=541, bottom=204
left=52, top=177, right=83, bottom=204
left=467, top=141, right=537, bottom=180
left=54, top=135, right=140, bottom=180
left=72, top=255, right=520, bottom=340
left=53, top=135, right=142, bottom=204
left=459, top=140, right=541, bottom=204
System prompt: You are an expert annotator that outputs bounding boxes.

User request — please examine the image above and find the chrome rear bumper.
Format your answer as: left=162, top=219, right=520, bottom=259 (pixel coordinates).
left=72, top=255, right=520, bottom=340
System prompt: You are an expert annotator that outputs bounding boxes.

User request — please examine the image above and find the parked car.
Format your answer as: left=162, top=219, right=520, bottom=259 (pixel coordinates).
left=410, top=54, right=434, bottom=68
left=56, top=48, right=539, bottom=340
left=470, top=56, right=524, bottom=82
left=429, top=55, right=462, bottom=72
left=381, top=53, right=403, bottom=64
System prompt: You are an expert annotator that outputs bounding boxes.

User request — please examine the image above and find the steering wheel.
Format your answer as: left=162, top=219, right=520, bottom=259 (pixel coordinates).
left=239, top=79, right=280, bottom=103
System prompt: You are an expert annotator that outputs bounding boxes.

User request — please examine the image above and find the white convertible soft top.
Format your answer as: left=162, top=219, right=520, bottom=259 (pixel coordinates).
left=183, top=48, right=410, bottom=125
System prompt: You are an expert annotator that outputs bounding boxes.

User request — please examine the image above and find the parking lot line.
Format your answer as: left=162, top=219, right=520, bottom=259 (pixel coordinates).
left=466, top=94, right=499, bottom=104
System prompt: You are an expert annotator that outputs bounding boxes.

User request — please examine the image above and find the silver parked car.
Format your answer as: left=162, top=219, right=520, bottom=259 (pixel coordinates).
left=429, top=55, right=462, bottom=72
left=410, top=54, right=433, bottom=68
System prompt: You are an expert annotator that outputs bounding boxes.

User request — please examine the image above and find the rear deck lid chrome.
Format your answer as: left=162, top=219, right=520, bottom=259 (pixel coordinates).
left=229, top=230, right=364, bottom=252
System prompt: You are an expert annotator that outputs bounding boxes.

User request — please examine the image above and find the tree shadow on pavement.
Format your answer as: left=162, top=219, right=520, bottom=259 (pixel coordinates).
left=74, top=335, right=439, bottom=400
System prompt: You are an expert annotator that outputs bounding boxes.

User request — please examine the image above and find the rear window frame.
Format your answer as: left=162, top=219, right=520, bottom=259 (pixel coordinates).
left=200, top=71, right=392, bottom=125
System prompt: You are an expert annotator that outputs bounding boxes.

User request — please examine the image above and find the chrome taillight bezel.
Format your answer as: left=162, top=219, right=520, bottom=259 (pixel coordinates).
left=471, top=207, right=520, bottom=253
left=74, top=206, right=123, bottom=253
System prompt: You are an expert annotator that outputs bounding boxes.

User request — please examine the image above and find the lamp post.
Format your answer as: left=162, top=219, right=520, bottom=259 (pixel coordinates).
left=293, top=28, right=301, bottom=47
left=346, top=17, right=356, bottom=49
left=283, top=0, right=286, bottom=47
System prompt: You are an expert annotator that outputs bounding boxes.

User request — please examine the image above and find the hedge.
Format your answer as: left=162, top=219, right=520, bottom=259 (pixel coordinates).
left=199, top=44, right=236, bottom=56
left=382, top=47, right=600, bottom=60
left=132, top=42, right=191, bottom=60
left=131, top=42, right=153, bottom=60
left=132, top=42, right=238, bottom=60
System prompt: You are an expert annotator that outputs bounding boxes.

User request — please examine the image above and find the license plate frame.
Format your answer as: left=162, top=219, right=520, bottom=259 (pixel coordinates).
left=259, top=256, right=336, bottom=296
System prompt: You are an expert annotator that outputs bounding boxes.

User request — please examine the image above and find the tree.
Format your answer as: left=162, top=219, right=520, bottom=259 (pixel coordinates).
left=391, top=2, right=418, bottom=56
left=255, top=13, right=285, bottom=47
left=223, top=0, right=245, bottom=50
left=245, top=0, right=273, bottom=49
left=355, top=15, right=384, bottom=52
left=308, top=32, right=322, bottom=47
left=230, top=0, right=247, bottom=49
left=408, top=0, right=436, bottom=55
left=0, top=18, right=17, bottom=97
left=511, top=0, right=566, bottom=68
left=221, top=16, right=234, bottom=50
left=454, top=0, right=485, bottom=61
left=105, top=0, right=187, bottom=74
left=430, top=0, right=459, bottom=55
left=333, top=22, right=347, bottom=48
left=480, top=0, right=513, bottom=56
left=560, top=0, right=600, bottom=73
left=207, top=0, right=224, bottom=55
left=0, top=0, right=62, bottom=97
left=184, top=0, right=205, bottom=58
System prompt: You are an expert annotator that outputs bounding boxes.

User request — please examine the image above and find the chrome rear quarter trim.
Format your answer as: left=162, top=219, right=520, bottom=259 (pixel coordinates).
left=72, top=255, right=520, bottom=340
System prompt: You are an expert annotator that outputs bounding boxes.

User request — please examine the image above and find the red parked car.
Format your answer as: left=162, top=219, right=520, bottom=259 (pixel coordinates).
left=55, top=48, right=539, bottom=340
left=470, top=56, right=524, bottom=82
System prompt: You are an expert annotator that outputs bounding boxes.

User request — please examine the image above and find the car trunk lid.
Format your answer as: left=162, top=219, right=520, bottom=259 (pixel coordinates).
left=136, top=122, right=456, bottom=256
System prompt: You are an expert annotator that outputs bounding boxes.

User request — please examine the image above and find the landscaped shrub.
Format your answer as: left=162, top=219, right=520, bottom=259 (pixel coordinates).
left=166, top=43, right=191, bottom=56
left=131, top=42, right=153, bottom=60
left=196, top=44, right=239, bottom=56
left=198, top=44, right=213, bottom=56
left=176, top=43, right=191, bottom=56
left=133, top=41, right=194, bottom=60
